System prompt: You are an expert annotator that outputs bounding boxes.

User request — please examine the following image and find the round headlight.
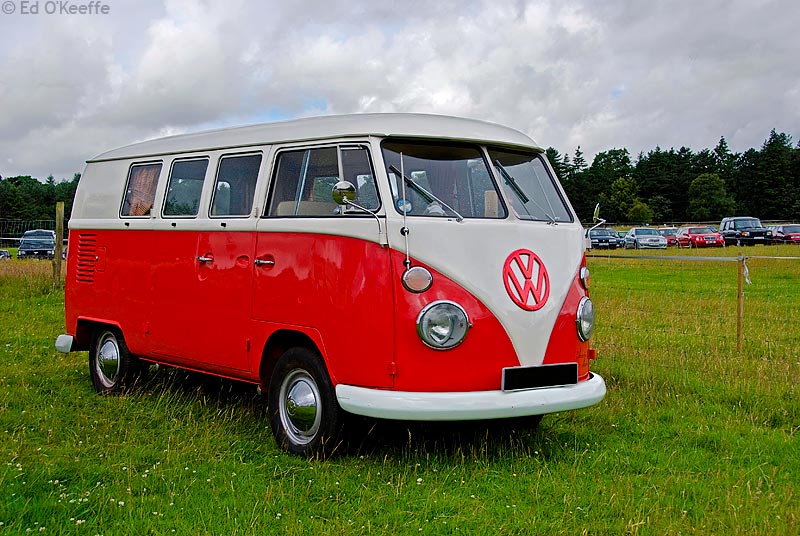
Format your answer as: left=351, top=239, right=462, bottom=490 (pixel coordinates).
left=416, top=301, right=470, bottom=350
left=576, top=296, right=595, bottom=342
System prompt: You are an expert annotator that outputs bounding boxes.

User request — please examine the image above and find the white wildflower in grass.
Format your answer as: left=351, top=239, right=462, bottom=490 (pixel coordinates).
left=416, top=478, right=423, bottom=485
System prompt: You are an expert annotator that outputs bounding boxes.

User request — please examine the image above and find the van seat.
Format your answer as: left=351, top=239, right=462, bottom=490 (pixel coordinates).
left=276, top=200, right=336, bottom=216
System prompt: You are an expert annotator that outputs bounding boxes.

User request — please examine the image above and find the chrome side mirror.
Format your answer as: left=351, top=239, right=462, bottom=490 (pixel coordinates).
left=587, top=203, right=606, bottom=238
left=332, top=181, right=357, bottom=205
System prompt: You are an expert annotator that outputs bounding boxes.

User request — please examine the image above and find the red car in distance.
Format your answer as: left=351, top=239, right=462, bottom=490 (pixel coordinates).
left=676, top=226, right=725, bottom=248
left=658, top=227, right=678, bottom=246
left=772, top=224, right=800, bottom=244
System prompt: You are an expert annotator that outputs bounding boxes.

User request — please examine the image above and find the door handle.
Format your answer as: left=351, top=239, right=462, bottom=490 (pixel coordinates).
left=196, top=255, right=213, bottom=264
left=254, top=258, right=275, bottom=267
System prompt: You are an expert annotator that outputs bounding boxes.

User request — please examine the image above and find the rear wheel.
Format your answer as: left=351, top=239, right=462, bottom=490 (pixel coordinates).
left=89, top=328, right=143, bottom=394
left=268, top=347, right=343, bottom=457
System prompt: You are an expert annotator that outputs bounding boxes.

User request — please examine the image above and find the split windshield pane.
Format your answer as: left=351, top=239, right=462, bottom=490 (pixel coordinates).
left=381, top=140, right=507, bottom=219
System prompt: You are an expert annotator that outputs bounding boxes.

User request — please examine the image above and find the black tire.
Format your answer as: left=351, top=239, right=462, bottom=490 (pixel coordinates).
left=268, top=347, right=343, bottom=457
left=89, top=327, right=142, bottom=394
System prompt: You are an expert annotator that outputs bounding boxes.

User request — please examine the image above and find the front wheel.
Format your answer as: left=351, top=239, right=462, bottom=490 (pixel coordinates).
left=268, top=347, right=343, bottom=457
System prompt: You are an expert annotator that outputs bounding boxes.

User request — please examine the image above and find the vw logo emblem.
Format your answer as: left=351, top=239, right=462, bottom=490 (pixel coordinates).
left=502, top=249, right=550, bottom=311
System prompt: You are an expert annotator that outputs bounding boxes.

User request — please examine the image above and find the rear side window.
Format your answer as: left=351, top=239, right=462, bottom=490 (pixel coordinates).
left=164, top=159, right=209, bottom=217
left=121, top=163, right=162, bottom=217
left=211, top=154, right=262, bottom=217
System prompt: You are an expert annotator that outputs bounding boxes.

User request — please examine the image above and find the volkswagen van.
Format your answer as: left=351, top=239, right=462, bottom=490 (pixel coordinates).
left=56, top=114, right=606, bottom=455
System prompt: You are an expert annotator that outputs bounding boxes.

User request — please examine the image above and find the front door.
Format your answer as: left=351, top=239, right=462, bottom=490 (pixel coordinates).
left=252, top=145, right=394, bottom=388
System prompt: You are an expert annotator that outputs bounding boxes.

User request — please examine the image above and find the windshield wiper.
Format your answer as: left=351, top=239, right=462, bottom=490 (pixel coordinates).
left=388, top=165, right=463, bottom=222
left=494, top=160, right=530, bottom=204
left=494, top=160, right=557, bottom=224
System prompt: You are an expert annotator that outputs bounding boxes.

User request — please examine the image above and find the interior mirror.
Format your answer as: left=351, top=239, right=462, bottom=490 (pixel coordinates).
left=332, top=181, right=356, bottom=205
left=592, top=203, right=600, bottom=223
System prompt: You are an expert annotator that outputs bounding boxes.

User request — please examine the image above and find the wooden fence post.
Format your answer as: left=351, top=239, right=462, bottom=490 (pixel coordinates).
left=53, top=202, right=64, bottom=286
left=737, top=254, right=744, bottom=353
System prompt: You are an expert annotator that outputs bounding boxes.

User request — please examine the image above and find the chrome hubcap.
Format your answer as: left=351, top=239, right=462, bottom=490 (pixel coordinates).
left=96, top=334, right=120, bottom=388
left=279, top=370, right=321, bottom=445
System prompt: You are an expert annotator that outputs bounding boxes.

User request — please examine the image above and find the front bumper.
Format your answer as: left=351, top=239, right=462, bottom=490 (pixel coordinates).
left=336, top=372, right=606, bottom=421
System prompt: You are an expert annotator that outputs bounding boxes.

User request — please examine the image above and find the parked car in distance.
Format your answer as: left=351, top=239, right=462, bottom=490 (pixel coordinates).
left=16, top=229, right=56, bottom=259
left=771, top=224, right=800, bottom=244
left=658, top=227, right=678, bottom=247
left=625, top=227, right=668, bottom=249
left=608, top=228, right=626, bottom=248
left=0, top=249, right=11, bottom=260
left=676, top=226, right=725, bottom=248
left=588, top=227, right=620, bottom=249
left=719, top=217, right=773, bottom=246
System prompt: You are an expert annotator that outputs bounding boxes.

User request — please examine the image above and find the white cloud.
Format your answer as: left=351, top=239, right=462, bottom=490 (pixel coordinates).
left=0, top=0, right=797, bottom=179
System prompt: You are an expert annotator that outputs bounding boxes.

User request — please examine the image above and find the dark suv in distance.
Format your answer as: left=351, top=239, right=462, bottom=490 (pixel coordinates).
left=719, top=217, right=773, bottom=246
left=17, top=229, right=57, bottom=259
left=588, top=227, right=620, bottom=249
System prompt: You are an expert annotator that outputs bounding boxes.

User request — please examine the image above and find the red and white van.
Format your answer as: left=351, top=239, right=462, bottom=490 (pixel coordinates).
left=56, top=114, right=605, bottom=455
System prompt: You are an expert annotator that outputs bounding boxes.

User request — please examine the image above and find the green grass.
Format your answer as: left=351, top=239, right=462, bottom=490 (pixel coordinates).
left=1, top=251, right=798, bottom=535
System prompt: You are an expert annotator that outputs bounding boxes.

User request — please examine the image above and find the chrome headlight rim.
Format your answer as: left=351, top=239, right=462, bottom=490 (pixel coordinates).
left=416, top=300, right=471, bottom=350
left=576, top=296, right=595, bottom=342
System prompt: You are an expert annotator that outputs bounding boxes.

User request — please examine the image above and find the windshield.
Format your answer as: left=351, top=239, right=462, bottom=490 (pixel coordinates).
left=488, top=148, right=573, bottom=222
left=783, top=225, right=800, bottom=233
left=689, top=227, right=714, bottom=234
left=733, top=218, right=762, bottom=229
left=659, top=229, right=676, bottom=236
left=636, top=228, right=660, bottom=236
left=590, top=229, right=614, bottom=237
left=20, top=232, right=55, bottom=248
left=381, top=140, right=507, bottom=219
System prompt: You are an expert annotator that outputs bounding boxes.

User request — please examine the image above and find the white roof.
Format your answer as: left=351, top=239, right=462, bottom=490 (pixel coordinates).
left=89, top=113, right=541, bottom=162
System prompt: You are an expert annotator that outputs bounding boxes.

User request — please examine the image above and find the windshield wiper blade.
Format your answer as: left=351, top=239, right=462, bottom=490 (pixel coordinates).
left=388, top=165, right=464, bottom=222
left=494, top=160, right=530, bottom=204
left=494, top=160, right=557, bottom=224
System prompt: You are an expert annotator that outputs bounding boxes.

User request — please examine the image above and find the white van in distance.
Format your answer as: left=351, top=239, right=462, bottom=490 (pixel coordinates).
left=56, top=114, right=606, bottom=456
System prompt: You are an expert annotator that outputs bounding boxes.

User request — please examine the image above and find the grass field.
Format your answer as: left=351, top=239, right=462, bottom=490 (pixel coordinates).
left=1, top=248, right=798, bottom=535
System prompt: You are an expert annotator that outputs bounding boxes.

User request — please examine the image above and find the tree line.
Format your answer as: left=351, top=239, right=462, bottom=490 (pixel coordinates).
left=1, top=128, right=798, bottom=227
left=0, top=173, right=80, bottom=224
left=548, top=129, right=800, bottom=224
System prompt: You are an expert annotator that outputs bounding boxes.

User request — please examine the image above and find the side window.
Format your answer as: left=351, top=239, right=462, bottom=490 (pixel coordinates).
left=163, top=159, right=209, bottom=217
left=121, top=163, right=162, bottom=217
left=341, top=147, right=380, bottom=211
left=266, top=146, right=380, bottom=217
left=211, top=154, right=262, bottom=217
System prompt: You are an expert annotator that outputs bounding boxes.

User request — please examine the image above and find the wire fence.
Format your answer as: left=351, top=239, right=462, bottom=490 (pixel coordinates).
left=0, top=219, right=68, bottom=247
left=587, top=248, right=800, bottom=367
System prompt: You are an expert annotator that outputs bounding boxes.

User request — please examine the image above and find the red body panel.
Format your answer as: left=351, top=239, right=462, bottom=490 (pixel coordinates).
left=252, top=233, right=395, bottom=388
left=388, top=251, right=520, bottom=392
left=542, top=272, right=592, bottom=381
left=65, top=229, right=592, bottom=393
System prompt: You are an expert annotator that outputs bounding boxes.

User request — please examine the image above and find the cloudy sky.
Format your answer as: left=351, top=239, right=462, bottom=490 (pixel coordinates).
left=0, top=0, right=797, bottom=180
